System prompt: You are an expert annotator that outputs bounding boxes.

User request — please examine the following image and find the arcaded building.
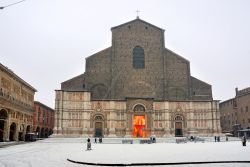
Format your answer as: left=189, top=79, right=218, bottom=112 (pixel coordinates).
left=0, top=63, right=36, bottom=141
left=33, top=101, right=54, bottom=138
left=220, top=87, right=250, bottom=137
left=54, top=18, right=221, bottom=138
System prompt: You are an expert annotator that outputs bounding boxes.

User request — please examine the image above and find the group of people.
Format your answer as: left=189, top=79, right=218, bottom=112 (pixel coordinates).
left=86, top=136, right=247, bottom=150
left=214, top=136, right=221, bottom=142
left=214, top=135, right=247, bottom=146
left=86, top=137, right=103, bottom=151
left=94, top=137, right=102, bottom=143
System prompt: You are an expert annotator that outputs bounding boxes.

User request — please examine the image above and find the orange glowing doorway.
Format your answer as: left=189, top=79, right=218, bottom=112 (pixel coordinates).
left=133, top=115, right=146, bottom=138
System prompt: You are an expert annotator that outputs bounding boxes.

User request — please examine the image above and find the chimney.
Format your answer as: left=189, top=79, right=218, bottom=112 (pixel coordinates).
left=235, top=87, right=238, bottom=96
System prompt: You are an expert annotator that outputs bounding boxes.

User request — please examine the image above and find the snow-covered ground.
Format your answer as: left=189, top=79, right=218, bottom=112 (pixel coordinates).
left=0, top=138, right=249, bottom=167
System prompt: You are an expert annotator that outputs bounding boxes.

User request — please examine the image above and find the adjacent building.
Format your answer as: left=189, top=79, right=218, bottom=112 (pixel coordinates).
left=0, top=63, right=36, bottom=141
left=220, top=87, right=250, bottom=137
left=54, top=18, right=221, bottom=138
left=33, top=101, right=54, bottom=138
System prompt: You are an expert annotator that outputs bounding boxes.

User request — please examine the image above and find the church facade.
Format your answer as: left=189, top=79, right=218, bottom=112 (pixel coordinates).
left=54, top=18, right=221, bottom=137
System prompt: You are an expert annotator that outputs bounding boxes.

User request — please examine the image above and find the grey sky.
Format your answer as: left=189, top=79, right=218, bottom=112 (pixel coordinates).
left=0, top=0, right=249, bottom=108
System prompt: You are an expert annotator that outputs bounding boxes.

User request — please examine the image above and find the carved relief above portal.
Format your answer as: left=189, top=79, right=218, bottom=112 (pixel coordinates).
left=126, top=99, right=153, bottom=112
left=92, top=102, right=103, bottom=112
left=176, top=102, right=183, bottom=113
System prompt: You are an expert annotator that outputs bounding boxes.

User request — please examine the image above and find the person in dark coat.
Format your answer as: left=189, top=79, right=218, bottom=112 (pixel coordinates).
left=94, top=138, right=97, bottom=143
left=87, top=138, right=91, bottom=150
left=242, top=136, right=247, bottom=146
left=214, top=136, right=217, bottom=142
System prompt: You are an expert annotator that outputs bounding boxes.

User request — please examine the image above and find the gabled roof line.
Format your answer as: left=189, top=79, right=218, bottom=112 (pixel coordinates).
left=191, top=76, right=211, bottom=86
left=111, top=18, right=165, bottom=32
left=165, top=48, right=189, bottom=63
left=85, top=47, right=111, bottom=60
left=61, top=73, right=85, bottom=84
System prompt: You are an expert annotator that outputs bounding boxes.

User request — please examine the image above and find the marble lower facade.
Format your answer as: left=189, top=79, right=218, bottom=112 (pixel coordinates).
left=53, top=90, right=221, bottom=138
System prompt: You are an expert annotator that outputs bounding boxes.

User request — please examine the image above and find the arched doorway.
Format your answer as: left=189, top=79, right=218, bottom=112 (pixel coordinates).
left=175, top=115, right=183, bottom=137
left=9, top=122, right=16, bottom=141
left=133, top=115, right=146, bottom=137
left=94, top=115, right=104, bottom=137
left=0, top=109, right=8, bottom=142
left=26, top=125, right=31, bottom=133
left=133, top=104, right=146, bottom=138
left=18, top=124, right=25, bottom=141
left=49, top=129, right=53, bottom=136
left=25, top=125, right=31, bottom=141
left=41, top=128, right=45, bottom=138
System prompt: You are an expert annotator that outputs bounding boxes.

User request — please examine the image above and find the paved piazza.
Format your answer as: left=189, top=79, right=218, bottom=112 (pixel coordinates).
left=0, top=138, right=249, bottom=167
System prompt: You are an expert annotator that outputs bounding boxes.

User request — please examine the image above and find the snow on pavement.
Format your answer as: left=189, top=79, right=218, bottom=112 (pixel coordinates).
left=0, top=138, right=249, bottom=167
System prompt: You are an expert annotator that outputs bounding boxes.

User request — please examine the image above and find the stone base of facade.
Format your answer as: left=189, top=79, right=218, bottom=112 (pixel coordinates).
left=54, top=91, right=221, bottom=138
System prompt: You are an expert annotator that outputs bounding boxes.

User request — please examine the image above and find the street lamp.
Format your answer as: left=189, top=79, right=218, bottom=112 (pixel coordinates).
left=0, top=0, right=26, bottom=10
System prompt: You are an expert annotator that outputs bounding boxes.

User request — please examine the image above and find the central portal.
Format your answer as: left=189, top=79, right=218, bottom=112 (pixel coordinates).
left=133, top=115, right=145, bottom=138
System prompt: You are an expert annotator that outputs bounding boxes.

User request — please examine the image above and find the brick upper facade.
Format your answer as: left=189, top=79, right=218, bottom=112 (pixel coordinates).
left=61, top=18, right=212, bottom=101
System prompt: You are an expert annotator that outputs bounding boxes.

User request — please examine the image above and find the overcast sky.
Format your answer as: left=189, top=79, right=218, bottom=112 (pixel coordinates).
left=0, top=0, right=249, bottom=108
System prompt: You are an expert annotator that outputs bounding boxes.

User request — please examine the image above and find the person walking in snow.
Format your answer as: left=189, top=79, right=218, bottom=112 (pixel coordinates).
left=242, top=136, right=246, bottom=146
left=217, top=136, right=220, bottom=142
left=87, top=138, right=91, bottom=150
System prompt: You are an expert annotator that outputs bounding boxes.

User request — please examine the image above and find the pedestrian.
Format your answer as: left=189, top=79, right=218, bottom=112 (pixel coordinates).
left=226, top=136, right=228, bottom=141
left=94, top=138, right=97, bottom=143
left=242, top=136, right=246, bottom=146
left=87, top=138, right=91, bottom=150
left=214, top=136, right=217, bottom=142
left=217, top=136, right=220, bottom=142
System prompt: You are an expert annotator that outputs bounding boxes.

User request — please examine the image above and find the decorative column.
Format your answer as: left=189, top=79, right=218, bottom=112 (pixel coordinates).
left=125, top=112, right=132, bottom=137
left=53, top=90, right=63, bottom=135
left=14, top=123, right=19, bottom=141
left=22, top=125, right=27, bottom=141
left=108, top=112, right=116, bottom=137
left=3, top=119, right=10, bottom=141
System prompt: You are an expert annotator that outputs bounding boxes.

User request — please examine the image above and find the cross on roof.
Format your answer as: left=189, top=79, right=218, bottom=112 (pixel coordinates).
left=136, top=10, right=140, bottom=19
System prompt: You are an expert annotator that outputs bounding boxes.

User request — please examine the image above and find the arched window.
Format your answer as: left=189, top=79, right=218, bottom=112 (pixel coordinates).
left=175, top=115, right=183, bottom=121
left=0, top=109, right=8, bottom=119
left=95, top=115, right=104, bottom=121
left=133, top=104, right=145, bottom=112
left=133, top=46, right=145, bottom=69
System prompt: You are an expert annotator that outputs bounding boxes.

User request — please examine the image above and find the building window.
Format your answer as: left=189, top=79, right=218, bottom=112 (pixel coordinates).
left=38, top=112, right=40, bottom=123
left=43, top=112, right=45, bottom=124
left=233, top=100, right=237, bottom=108
left=133, top=46, right=145, bottom=69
